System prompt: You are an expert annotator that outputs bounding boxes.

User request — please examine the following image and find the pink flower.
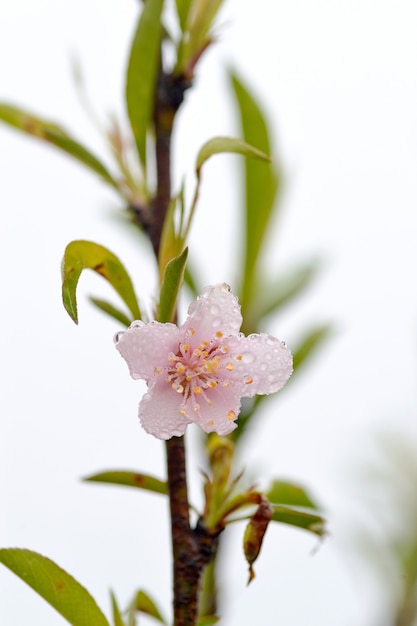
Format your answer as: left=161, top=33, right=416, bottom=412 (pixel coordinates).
left=115, top=284, right=293, bottom=440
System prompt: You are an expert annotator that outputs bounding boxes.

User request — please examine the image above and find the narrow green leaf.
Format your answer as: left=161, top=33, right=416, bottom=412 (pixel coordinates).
left=62, top=240, right=141, bottom=324
left=195, top=136, right=270, bottom=175
left=178, top=0, right=225, bottom=71
left=111, top=591, right=127, bottom=626
left=131, top=590, right=166, bottom=624
left=229, top=71, right=279, bottom=307
left=84, top=471, right=168, bottom=496
left=0, top=104, right=119, bottom=191
left=258, top=259, right=322, bottom=319
left=267, top=480, right=319, bottom=510
left=158, top=247, right=188, bottom=323
left=0, top=548, right=109, bottom=626
left=197, top=617, right=220, bottom=626
left=158, top=197, right=182, bottom=282
left=292, top=323, right=333, bottom=373
left=175, top=0, right=193, bottom=31
left=271, top=505, right=326, bottom=538
left=126, top=0, right=164, bottom=168
left=89, top=297, right=132, bottom=327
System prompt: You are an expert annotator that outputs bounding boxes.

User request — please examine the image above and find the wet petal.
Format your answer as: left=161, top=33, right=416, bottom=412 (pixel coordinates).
left=223, top=333, right=293, bottom=397
left=184, top=283, right=242, bottom=344
left=190, top=384, right=241, bottom=436
left=116, top=321, right=179, bottom=382
left=139, top=377, right=192, bottom=439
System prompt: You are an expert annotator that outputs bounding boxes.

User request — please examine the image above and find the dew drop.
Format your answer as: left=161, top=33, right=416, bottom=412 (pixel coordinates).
left=130, top=320, right=144, bottom=329
left=260, top=363, right=267, bottom=371
left=212, top=318, right=221, bottom=328
left=241, top=351, right=256, bottom=364
left=266, top=336, right=277, bottom=346
left=210, top=304, right=220, bottom=315
left=247, top=333, right=258, bottom=341
left=221, top=283, right=231, bottom=293
left=113, top=331, right=125, bottom=344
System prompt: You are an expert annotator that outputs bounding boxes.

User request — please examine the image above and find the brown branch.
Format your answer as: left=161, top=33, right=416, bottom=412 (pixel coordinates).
left=149, top=71, right=191, bottom=257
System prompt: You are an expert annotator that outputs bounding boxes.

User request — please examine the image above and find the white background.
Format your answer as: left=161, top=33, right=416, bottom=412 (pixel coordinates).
left=1, top=1, right=417, bottom=625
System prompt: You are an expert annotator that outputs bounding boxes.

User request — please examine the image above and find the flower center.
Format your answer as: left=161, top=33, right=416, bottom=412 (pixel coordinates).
left=157, top=329, right=235, bottom=418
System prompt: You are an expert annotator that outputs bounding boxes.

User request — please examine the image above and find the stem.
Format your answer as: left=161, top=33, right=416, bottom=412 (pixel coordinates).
left=166, top=437, right=201, bottom=626
left=150, top=71, right=190, bottom=257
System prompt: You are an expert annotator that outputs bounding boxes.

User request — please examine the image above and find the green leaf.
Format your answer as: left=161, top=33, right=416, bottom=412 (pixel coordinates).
left=177, top=0, right=225, bottom=72
left=126, top=0, right=164, bottom=169
left=0, top=548, right=109, bottom=626
left=84, top=471, right=168, bottom=496
left=271, top=505, right=326, bottom=538
left=89, top=297, right=132, bottom=327
left=229, top=71, right=279, bottom=307
left=197, top=617, right=220, bottom=626
left=62, top=240, right=141, bottom=324
left=158, top=247, right=188, bottom=323
left=267, top=480, right=319, bottom=510
left=0, top=104, right=119, bottom=191
left=195, top=136, right=270, bottom=175
left=258, top=259, right=322, bottom=319
left=175, top=0, right=193, bottom=31
left=292, top=323, right=333, bottom=373
left=111, top=591, right=127, bottom=626
left=131, top=590, right=166, bottom=624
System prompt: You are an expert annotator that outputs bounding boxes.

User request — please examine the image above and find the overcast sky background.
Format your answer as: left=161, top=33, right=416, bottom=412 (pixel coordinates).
left=1, top=1, right=417, bottom=625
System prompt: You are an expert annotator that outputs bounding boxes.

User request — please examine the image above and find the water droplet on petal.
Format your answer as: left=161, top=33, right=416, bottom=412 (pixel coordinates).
left=221, top=283, right=231, bottom=293
left=260, top=363, right=267, bottom=371
left=130, top=320, right=144, bottom=329
left=210, top=304, right=220, bottom=315
left=266, top=336, right=277, bottom=346
left=212, top=318, right=221, bottom=328
left=247, top=334, right=258, bottom=341
left=241, top=351, right=256, bottom=364
left=113, top=331, right=125, bottom=344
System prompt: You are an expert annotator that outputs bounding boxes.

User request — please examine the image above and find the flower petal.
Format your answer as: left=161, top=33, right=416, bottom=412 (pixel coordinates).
left=139, top=377, right=192, bottom=439
left=223, top=333, right=293, bottom=397
left=190, top=384, right=241, bottom=436
left=116, top=321, right=179, bottom=382
left=184, top=283, right=242, bottom=344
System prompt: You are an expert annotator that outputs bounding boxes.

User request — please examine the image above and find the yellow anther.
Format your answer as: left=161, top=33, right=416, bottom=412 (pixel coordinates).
left=220, top=346, right=229, bottom=353
left=172, top=383, right=184, bottom=394
left=194, top=386, right=202, bottom=394
left=168, top=356, right=175, bottom=362
left=245, top=377, right=254, bottom=385
left=235, top=354, right=243, bottom=361
left=186, top=376, right=192, bottom=382
left=190, top=328, right=196, bottom=335
left=156, top=367, right=162, bottom=375
left=207, top=400, right=213, bottom=406
left=215, top=331, right=223, bottom=338
left=176, top=363, right=185, bottom=373
left=203, top=340, right=210, bottom=346
left=227, top=410, right=236, bottom=421
left=180, top=409, right=186, bottom=416
left=208, top=381, right=217, bottom=388
left=226, top=362, right=234, bottom=371
left=182, top=343, right=189, bottom=351
left=208, top=420, right=215, bottom=425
